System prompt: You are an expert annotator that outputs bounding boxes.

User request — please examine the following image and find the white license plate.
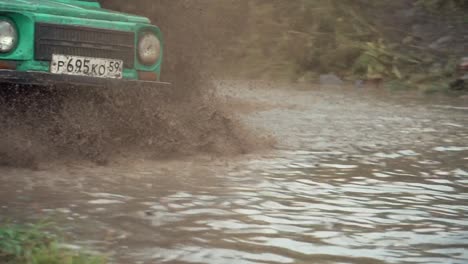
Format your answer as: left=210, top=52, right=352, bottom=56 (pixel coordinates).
left=50, top=54, right=123, bottom=79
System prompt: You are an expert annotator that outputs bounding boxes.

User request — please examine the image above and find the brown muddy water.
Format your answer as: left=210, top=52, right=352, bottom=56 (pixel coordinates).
left=1, top=82, right=468, bottom=264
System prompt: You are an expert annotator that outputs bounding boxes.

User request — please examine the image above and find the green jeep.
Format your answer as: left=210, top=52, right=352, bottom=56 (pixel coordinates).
left=0, top=0, right=166, bottom=88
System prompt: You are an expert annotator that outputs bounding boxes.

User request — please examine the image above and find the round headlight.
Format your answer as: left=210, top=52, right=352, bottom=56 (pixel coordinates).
left=0, top=20, right=17, bottom=53
left=138, top=32, right=161, bottom=65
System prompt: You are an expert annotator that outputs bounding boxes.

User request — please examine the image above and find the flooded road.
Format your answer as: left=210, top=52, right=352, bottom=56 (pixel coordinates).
left=1, top=83, right=467, bottom=264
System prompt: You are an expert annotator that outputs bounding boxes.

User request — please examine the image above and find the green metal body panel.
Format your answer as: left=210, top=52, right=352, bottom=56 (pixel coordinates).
left=0, top=0, right=163, bottom=81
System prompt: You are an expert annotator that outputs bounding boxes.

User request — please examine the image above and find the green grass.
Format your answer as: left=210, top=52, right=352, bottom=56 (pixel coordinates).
left=0, top=223, right=106, bottom=264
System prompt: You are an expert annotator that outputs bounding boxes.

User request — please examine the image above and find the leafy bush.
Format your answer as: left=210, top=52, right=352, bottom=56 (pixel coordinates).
left=353, top=40, right=422, bottom=79
left=224, top=0, right=465, bottom=93
left=0, top=223, right=106, bottom=264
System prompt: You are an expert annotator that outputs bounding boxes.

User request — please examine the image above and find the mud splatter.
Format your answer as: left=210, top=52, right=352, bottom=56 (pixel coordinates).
left=0, top=83, right=263, bottom=168
left=0, top=2, right=264, bottom=168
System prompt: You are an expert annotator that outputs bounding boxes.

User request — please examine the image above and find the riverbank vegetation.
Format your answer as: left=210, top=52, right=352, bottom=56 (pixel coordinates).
left=223, top=0, right=467, bottom=93
left=0, top=223, right=105, bottom=264
left=101, top=0, right=466, bottom=93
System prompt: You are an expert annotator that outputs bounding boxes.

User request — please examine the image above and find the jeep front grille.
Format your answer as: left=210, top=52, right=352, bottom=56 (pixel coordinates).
left=35, top=23, right=135, bottom=68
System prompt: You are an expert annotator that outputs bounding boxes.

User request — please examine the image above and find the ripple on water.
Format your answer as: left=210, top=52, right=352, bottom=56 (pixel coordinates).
left=117, top=143, right=468, bottom=264
left=135, top=246, right=294, bottom=264
left=433, top=146, right=468, bottom=152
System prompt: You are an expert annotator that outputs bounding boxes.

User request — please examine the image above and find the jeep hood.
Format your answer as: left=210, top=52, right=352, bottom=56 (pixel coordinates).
left=0, top=0, right=150, bottom=24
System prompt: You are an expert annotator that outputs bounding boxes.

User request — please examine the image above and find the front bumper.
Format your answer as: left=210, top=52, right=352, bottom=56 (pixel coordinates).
left=0, top=70, right=170, bottom=88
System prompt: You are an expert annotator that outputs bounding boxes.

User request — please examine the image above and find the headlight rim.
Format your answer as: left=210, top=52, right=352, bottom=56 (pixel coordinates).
left=0, top=19, right=18, bottom=54
left=137, top=31, right=161, bottom=66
